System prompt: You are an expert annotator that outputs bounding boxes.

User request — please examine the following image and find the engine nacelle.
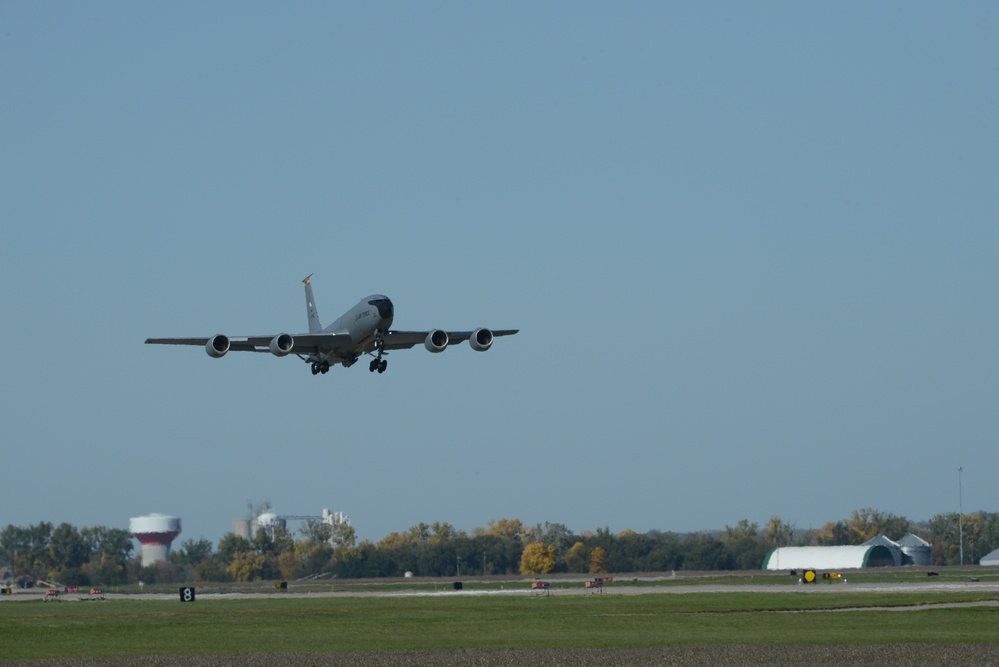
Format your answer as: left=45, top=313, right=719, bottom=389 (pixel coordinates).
left=469, top=328, right=494, bottom=352
left=269, top=333, right=294, bottom=357
left=424, top=329, right=449, bottom=353
left=206, top=334, right=230, bottom=358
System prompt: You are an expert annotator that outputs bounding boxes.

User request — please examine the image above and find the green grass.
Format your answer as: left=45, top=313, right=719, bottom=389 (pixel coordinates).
left=2, top=590, right=998, bottom=660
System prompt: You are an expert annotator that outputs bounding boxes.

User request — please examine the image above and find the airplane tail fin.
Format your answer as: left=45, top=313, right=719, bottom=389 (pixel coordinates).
left=303, top=274, right=322, bottom=333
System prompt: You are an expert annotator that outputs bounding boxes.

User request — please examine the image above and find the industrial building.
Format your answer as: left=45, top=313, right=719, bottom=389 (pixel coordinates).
left=762, top=534, right=932, bottom=571
left=233, top=507, right=350, bottom=541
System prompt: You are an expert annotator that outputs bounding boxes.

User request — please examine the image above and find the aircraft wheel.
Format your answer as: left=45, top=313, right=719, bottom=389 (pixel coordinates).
left=378, top=360, right=388, bottom=373
left=321, top=361, right=330, bottom=374
left=369, top=359, right=379, bottom=373
left=311, top=363, right=319, bottom=375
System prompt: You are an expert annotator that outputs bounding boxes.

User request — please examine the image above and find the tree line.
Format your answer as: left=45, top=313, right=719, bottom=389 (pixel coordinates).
left=3, top=509, right=998, bottom=586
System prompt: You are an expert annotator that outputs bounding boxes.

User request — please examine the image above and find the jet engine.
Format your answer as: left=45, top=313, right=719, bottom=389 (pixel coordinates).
left=469, top=328, right=494, bottom=352
left=205, top=334, right=230, bottom=358
left=269, top=333, right=294, bottom=357
left=424, top=329, right=449, bottom=353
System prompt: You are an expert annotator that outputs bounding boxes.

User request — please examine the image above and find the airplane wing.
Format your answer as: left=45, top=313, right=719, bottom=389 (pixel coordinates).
left=382, top=329, right=519, bottom=351
left=145, top=333, right=357, bottom=354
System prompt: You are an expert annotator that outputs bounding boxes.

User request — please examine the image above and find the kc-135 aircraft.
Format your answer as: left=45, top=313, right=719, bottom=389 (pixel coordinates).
left=145, top=275, right=518, bottom=376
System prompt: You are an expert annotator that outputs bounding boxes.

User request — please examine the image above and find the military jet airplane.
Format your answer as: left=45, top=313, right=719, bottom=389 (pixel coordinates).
left=145, top=275, right=518, bottom=375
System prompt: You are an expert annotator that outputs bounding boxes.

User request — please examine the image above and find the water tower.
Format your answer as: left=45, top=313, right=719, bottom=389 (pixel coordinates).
left=130, top=514, right=182, bottom=566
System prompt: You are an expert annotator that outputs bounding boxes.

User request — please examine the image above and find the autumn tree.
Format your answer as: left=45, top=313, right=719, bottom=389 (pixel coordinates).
left=227, top=552, right=270, bottom=582
left=428, top=522, right=460, bottom=543
left=479, top=518, right=525, bottom=541
left=408, top=522, right=431, bottom=542
left=276, top=551, right=301, bottom=580
left=589, top=546, right=606, bottom=573
left=763, top=516, right=795, bottom=546
left=194, top=557, right=227, bottom=582
left=973, top=513, right=999, bottom=562
left=814, top=508, right=912, bottom=546
left=519, top=542, right=556, bottom=575
left=330, top=522, right=357, bottom=555
left=924, top=512, right=985, bottom=565
left=847, top=508, right=911, bottom=541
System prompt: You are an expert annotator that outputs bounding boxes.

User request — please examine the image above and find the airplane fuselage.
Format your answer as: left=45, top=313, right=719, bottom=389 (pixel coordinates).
left=307, top=295, right=397, bottom=367
left=326, top=295, right=395, bottom=344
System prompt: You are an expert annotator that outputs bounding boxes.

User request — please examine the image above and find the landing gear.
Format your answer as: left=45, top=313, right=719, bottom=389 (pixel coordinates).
left=310, top=361, right=330, bottom=375
left=367, top=334, right=388, bottom=374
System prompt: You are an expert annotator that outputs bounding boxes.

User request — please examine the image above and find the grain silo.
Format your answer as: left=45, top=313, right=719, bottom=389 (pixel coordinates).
left=897, top=534, right=932, bottom=566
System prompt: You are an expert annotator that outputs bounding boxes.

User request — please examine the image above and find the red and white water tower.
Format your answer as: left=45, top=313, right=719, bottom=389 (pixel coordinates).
left=129, top=514, right=182, bottom=566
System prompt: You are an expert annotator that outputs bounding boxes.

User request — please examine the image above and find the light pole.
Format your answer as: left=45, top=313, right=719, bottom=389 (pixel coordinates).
left=957, top=466, right=964, bottom=566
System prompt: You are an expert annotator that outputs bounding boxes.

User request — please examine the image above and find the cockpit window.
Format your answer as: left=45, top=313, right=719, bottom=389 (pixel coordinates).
left=369, top=298, right=393, bottom=320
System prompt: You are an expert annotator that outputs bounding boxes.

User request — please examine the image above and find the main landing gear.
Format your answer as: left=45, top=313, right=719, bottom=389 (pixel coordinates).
left=368, top=335, right=387, bottom=373
left=310, top=361, right=330, bottom=375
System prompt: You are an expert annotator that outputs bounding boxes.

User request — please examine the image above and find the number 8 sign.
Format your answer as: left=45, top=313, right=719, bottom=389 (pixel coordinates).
left=179, top=587, right=196, bottom=602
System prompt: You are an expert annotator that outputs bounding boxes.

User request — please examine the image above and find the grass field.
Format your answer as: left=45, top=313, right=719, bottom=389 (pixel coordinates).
left=3, top=588, right=999, bottom=661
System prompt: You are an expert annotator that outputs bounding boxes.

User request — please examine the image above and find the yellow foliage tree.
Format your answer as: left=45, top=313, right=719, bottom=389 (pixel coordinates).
left=481, top=518, right=525, bottom=540
left=764, top=515, right=794, bottom=546
left=226, top=552, right=267, bottom=582
left=377, top=531, right=414, bottom=549
left=519, top=542, right=556, bottom=575
left=276, top=551, right=300, bottom=580
left=589, top=546, right=606, bottom=574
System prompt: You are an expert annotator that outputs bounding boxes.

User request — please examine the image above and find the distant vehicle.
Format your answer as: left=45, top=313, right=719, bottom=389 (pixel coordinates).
left=146, top=276, right=518, bottom=376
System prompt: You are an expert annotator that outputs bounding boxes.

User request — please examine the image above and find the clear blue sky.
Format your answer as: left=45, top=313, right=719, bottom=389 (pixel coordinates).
left=2, top=2, right=996, bottom=547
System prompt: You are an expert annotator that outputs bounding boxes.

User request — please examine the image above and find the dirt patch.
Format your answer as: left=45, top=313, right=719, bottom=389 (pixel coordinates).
left=7, top=645, right=999, bottom=667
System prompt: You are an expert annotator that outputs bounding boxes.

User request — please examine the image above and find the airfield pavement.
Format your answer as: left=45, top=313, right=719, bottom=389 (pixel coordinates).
left=6, top=577, right=999, bottom=666
left=8, top=576, right=999, bottom=602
